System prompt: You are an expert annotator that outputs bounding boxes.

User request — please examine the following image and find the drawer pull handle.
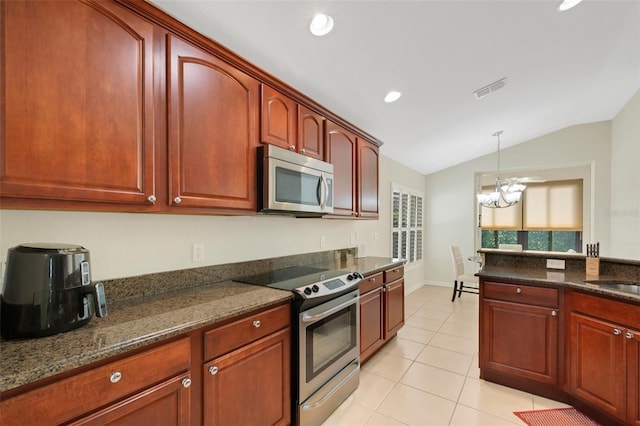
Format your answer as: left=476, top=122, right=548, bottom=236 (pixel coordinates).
left=371, top=278, right=376, bottom=283
left=147, top=194, right=156, bottom=203
left=253, top=320, right=261, bottom=328
left=182, top=378, right=192, bottom=388
left=109, top=371, right=122, bottom=383
left=209, top=366, right=219, bottom=375
left=173, top=196, right=182, bottom=204
left=613, top=328, right=622, bottom=335
left=516, top=288, right=522, bottom=294
left=551, top=310, right=557, bottom=316
left=626, top=332, right=634, bottom=339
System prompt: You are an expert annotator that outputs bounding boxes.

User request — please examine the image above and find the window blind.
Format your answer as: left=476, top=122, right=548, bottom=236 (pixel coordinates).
left=392, top=185, right=423, bottom=263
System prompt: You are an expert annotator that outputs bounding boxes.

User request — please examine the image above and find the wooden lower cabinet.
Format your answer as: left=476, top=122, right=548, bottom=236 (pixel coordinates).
left=569, top=291, right=640, bottom=425
left=480, top=281, right=560, bottom=386
left=360, top=266, right=404, bottom=363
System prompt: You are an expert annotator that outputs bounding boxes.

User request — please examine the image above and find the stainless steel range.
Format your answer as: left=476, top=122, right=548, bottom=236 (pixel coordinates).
left=234, top=266, right=363, bottom=425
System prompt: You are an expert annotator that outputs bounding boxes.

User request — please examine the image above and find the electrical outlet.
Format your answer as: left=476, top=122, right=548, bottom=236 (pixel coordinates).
left=546, top=259, right=565, bottom=270
left=192, top=243, right=205, bottom=262
left=320, top=236, right=326, bottom=248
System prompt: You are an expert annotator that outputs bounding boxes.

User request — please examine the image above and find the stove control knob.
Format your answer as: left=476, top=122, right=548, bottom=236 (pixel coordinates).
left=304, top=287, right=312, bottom=295
left=312, top=285, right=319, bottom=293
left=347, top=274, right=354, bottom=281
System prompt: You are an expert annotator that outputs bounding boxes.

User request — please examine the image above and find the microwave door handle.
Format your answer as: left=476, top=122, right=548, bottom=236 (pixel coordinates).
left=318, top=174, right=327, bottom=208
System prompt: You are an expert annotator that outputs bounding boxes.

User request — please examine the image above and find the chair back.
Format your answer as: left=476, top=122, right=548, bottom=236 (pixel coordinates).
left=450, top=245, right=465, bottom=279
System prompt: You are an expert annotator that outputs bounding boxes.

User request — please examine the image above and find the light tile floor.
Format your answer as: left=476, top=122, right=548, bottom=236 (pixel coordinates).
left=321, top=284, right=572, bottom=426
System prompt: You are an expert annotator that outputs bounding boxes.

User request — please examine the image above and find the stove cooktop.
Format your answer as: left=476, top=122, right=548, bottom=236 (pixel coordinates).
left=233, top=266, right=345, bottom=291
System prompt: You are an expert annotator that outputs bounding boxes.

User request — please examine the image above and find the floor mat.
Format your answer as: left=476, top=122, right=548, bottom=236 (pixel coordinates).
left=514, top=407, right=602, bottom=426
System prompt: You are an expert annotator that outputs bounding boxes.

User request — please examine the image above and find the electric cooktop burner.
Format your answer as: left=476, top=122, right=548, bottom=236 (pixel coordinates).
left=234, top=266, right=345, bottom=292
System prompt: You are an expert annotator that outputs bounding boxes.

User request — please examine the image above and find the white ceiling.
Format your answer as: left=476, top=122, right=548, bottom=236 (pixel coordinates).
left=149, top=0, right=640, bottom=175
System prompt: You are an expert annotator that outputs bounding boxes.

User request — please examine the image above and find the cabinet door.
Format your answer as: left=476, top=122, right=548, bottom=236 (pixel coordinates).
left=569, top=312, right=626, bottom=420
left=385, top=279, right=405, bottom=338
left=628, top=328, right=640, bottom=426
left=1, top=0, right=156, bottom=205
left=261, top=85, right=296, bottom=151
left=203, top=328, right=290, bottom=426
left=167, top=35, right=260, bottom=210
left=325, top=121, right=356, bottom=217
left=481, top=299, right=558, bottom=384
left=357, top=138, right=379, bottom=218
left=360, top=287, right=385, bottom=363
left=297, top=105, right=325, bottom=160
left=70, top=373, right=191, bottom=426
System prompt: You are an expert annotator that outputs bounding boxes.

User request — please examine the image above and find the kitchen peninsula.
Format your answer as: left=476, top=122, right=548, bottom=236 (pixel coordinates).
left=477, top=250, right=640, bottom=426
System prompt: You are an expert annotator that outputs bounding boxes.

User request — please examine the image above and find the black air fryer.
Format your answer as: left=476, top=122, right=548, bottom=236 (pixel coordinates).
left=1, top=243, right=107, bottom=339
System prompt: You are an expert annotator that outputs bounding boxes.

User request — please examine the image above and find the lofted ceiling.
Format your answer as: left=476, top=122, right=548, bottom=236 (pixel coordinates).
left=149, top=0, right=640, bottom=175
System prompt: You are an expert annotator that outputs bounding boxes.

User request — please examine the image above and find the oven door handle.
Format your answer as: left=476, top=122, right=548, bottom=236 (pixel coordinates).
left=301, top=297, right=357, bottom=323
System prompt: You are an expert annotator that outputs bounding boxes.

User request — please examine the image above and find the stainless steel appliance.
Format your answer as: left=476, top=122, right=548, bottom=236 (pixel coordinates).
left=234, top=266, right=362, bottom=425
left=258, top=144, right=334, bottom=216
left=1, top=243, right=107, bottom=339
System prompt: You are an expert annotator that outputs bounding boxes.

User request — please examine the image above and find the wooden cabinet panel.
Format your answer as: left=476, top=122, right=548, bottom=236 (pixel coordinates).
left=203, top=328, right=291, bottom=426
left=261, top=84, right=297, bottom=151
left=0, top=337, right=191, bottom=425
left=384, top=266, right=404, bottom=284
left=167, top=35, right=260, bottom=210
left=569, top=312, right=626, bottom=420
left=385, top=279, right=405, bottom=338
left=481, top=299, right=558, bottom=384
left=1, top=0, right=156, bottom=205
left=325, top=121, right=357, bottom=217
left=628, top=329, right=640, bottom=426
left=360, top=287, right=385, bottom=363
left=359, top=272, right=383, bottom=295
left=204, top=303, right=290, bottom=361
left=70, top=373, right=191, bottom=426
left=484, top=282, right=559, bottom=307
left=357, top=138, right=379, bottom=218
left=298, top=105, right=325, bottom=160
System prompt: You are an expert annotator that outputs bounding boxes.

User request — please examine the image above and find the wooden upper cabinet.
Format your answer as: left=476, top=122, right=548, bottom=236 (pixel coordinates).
left=297, top=105, right=325, bottom=160
left=167, top=35, right=260, bottom=211
left=357, top=138, right=379, bottom=218
left=0, top=0, right=156, bottom=205
left=260, top=85, right=297, bottom=151
left=325, top=121, right=357, bottom=217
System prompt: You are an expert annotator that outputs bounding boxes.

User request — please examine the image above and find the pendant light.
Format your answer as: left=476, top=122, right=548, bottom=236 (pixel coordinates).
left=476, top=131, right=527, bottom=208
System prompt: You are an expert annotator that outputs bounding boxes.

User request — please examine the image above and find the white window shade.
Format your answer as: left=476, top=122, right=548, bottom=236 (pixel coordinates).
left=523, top=180, right=583, bottom=230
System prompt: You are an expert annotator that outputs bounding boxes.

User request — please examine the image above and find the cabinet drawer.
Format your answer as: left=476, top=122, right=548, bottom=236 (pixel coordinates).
left=204, top=303, right=290, bottom=361
left=484, top=281, right=559, bottom=307
left=0, top=337, right=191, bottom=425
left=384, top=266, right=404, bottom=283
left=359, top=272, right=384, bottom=294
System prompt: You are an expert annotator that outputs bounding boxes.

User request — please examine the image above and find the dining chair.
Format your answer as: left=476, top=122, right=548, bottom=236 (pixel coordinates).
left=450, top=245, right=479, bottom=302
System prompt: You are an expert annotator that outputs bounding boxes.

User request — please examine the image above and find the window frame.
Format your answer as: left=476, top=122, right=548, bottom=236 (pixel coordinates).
left=391, top=184, right=423, bottom=266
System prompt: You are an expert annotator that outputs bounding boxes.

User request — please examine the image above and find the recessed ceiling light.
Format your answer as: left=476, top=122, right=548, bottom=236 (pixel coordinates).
left=310, top=13, right=334, bottom=36
left=558, top=0, right=584, bottom=11
left=384, top=91, right=402, bottom=103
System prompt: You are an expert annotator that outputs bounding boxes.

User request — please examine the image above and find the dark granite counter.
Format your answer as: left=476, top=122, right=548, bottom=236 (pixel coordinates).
left=317, top=256, right=405, bottom=277
left=0, top=281, right=291, bottom=393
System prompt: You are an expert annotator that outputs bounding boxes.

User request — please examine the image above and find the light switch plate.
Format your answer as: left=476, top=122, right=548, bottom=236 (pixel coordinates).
left=546, top=259, right=565, bottom=270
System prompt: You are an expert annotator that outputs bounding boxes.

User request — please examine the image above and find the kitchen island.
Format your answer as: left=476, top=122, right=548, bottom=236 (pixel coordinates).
left=477, top=250, right=640, bottom=426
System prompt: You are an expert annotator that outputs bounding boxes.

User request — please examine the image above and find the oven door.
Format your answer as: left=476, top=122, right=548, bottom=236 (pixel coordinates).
left=299, top=289, right=359, bottom=402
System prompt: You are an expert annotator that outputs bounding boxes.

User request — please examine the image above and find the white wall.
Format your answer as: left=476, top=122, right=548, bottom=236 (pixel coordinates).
left=611, top=90, right=640, bottom=259
left=425, top=121, right=612, bottom=287
left=0, top=155, right=426, bottom=291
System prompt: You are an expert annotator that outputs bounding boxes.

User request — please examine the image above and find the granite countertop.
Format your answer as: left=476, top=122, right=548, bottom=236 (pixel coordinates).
left=478, top=265, right=640, bottom=303
left=0, top=280, right=291, bottom=394
left=317, top=256, right=405, bottom=276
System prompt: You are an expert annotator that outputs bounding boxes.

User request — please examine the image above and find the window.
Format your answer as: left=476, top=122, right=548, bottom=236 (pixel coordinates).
left=392, top=185, right=423, bottom=263
left=480, top=180, right=583, bottom=253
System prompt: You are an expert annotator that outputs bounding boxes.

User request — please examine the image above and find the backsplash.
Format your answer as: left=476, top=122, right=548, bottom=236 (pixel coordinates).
left=103, top=247, right=357, bottom=303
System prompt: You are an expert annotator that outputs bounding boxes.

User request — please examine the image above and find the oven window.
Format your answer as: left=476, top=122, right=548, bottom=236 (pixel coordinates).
left=275, top=167, right=321, bottom=206
left=305, top=304, right=357, bottom=380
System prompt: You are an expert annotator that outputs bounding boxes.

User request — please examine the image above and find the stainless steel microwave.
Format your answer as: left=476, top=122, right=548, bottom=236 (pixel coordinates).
left=258, top=145, right=334, bottom=216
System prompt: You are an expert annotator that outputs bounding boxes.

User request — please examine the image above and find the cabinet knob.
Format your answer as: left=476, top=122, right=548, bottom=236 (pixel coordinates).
left=371, top=278, right=376, bottom=283
left=147, top=194, right=157, bottom=203
left=625, top=331, right=634, bottom=339
left=209, top=366, right=219, bottom=375
left=109, top=371, right=122, bottom=383
left=300, top=148, right=306, bottom=154
left=173, top=196, right=182, bottom=204
left=289, top=145, right=295, bottom=151
left=613, top=328, right=622, bottom=335
left=516, top=288, right=522, bottom=294
left=551, top=310, right=558, bottom=316
left=182, top=378, right=192, bottom=388
left=253, top=320, right=261, bottom=328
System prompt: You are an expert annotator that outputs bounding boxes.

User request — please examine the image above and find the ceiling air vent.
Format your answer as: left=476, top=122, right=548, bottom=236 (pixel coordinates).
left=473, top=77, right=507, bottom=99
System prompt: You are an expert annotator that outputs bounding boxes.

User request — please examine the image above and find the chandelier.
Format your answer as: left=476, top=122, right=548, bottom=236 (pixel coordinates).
left=476, top=131, right=526, bottom=208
